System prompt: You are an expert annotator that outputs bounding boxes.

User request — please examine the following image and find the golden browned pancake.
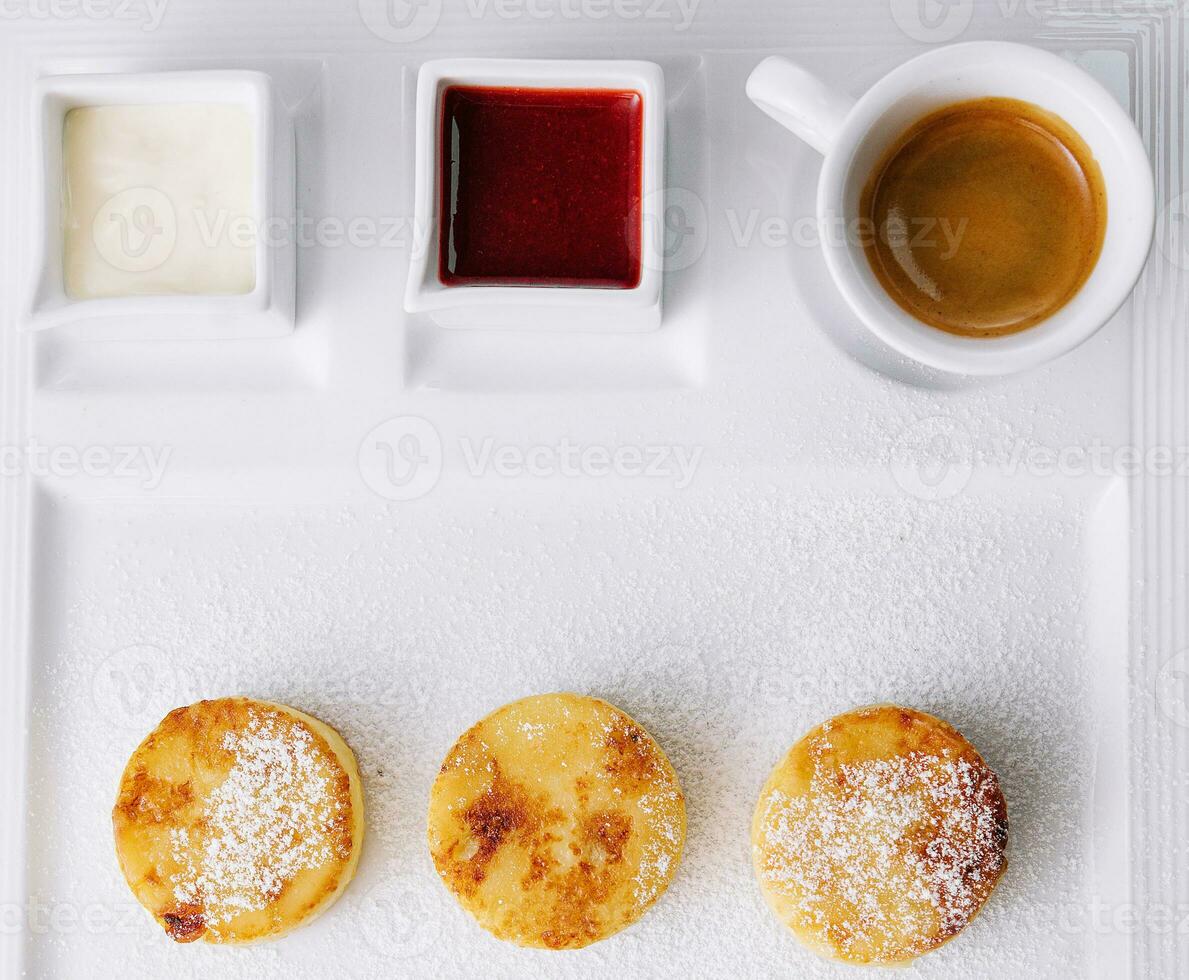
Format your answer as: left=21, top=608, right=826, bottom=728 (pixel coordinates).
left=113, top=697, right=365, bottom=944
left=752, top=704, right=1008, bottom=965
left=428, top=692, right=685, bottom=949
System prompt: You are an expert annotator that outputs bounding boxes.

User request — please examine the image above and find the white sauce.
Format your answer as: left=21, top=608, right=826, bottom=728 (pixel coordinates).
left=62, top=103, right=256, bottom=299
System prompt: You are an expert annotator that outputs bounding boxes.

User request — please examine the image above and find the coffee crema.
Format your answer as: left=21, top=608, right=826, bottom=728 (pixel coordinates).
left=860, top=97, right=1106, bottom=338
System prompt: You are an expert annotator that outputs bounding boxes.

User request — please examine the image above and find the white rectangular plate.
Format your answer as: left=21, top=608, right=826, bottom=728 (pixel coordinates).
left=1, top=2, right=1186, bottom=978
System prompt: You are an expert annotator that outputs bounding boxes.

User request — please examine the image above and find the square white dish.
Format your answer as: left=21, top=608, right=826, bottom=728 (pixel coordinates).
left=26, top=69, right=295, bottom=340
left=404, top=58, right=665, bottom=331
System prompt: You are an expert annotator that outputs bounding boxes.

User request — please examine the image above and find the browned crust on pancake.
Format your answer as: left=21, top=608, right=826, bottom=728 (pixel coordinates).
left=429, top=693, right=685, bottom=950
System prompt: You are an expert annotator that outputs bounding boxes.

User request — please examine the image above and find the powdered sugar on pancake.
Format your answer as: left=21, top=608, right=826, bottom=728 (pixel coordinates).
left=756, top=720, right=1008, bottom=963
left=169, top=709, right=348, bottom=932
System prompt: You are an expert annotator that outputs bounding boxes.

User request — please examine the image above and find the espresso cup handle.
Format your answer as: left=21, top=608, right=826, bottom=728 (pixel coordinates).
left=745, top=56, right=855, bottom=156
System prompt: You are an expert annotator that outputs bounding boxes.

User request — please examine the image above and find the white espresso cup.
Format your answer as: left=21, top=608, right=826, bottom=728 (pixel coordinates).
left=746, top=42, right=1155, bottom=376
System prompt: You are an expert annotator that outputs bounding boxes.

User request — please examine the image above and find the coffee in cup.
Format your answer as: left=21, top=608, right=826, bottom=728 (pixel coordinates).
left=859, top=97, right=1106, bottom=338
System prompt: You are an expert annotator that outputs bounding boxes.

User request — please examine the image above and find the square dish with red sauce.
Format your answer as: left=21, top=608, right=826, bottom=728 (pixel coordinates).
left=405, top=60, right=665, bottom=332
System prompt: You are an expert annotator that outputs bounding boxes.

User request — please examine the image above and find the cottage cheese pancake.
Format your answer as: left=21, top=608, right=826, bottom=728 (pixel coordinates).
left=752, top=704, right=1008, bottom=965
left=113, top=697, right=364, bottom=944
left=428, top=693, right=685, bottom=949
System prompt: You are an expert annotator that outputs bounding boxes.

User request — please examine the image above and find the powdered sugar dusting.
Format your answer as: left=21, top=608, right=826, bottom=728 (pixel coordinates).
left=756, top=733, right=1008, bottom=963
left=169, top=709, right=348, bottom=933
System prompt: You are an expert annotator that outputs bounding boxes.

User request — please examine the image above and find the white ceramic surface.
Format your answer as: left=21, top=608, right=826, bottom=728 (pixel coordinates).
left=746, top=42, right=1156, bottom=376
